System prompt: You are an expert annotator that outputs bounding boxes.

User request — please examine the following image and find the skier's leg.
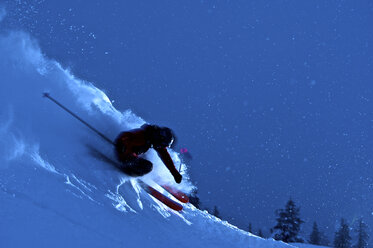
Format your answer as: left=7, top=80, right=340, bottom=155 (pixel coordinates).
left=123, top=157, right=153, bottom=176
left=134, top=158, right=153, bottom=175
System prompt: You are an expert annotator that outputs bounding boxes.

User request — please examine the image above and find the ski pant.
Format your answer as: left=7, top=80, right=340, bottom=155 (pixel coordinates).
left=118, top=156, right=153, bottom=177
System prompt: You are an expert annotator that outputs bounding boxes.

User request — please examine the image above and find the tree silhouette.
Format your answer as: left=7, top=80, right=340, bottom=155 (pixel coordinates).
left=188, top=189, right=200, bottom=209
left=212, top=206, right=220, bottom=218
left=353, top=219, right=369, bottom=248
left=248, top=223, right=252, bottom=233
left=334, top=218, right=351, bottom=248
left=272, top=199, right=304, bottom=243
left=309, top=222, right=321, bottom=245
left=258, top=229, right=264, bottom=238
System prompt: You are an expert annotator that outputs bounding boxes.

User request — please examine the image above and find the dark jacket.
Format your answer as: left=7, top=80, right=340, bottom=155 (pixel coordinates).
left=115, top=124, right=181, bottom=181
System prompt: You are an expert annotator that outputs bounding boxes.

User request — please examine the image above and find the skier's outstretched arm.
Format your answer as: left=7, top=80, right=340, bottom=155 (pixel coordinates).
left=155, top=147, right=182, bottom=183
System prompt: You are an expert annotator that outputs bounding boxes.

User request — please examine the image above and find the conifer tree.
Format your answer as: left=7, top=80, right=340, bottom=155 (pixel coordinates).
left=248, top=223, right=252, bottom=233
left=212, top=206, right=220, bottom=218
left=308, top=221, right=329, bottom=246
left=272, top=199, right=304, bottom=243
left=334, top=218, right=352, bottom=248
left=189, top=189, right=200, bottom=209
left=353, top=219, right=369, bottom=248
left=258, top=229, right=264, bottom=238
left=309, top=222, right=321, bottom=245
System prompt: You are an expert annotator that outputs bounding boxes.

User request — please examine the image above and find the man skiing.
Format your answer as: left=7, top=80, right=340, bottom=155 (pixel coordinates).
left=42, top=93, right=182, bottom=184
left=114, top=124, right=182, bottom=184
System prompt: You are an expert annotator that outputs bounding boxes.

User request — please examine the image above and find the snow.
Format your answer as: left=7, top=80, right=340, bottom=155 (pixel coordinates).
left=290, top=243, right=330, bottom=248
left=0, top=31, right=294, bottom=248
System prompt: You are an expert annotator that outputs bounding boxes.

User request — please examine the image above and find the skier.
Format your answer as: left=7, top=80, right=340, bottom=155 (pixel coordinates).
left=114, top=124, right=182, bottom=183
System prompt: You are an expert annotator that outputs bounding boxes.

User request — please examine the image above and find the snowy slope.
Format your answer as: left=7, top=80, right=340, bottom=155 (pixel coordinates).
left=291, top=244, right=330, bottom=248
left=0, top=31, right=294, bottom=248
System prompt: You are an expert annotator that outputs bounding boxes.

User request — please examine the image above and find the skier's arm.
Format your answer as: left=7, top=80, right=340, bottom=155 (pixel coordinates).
left=155, top=147, right=182, bottom=183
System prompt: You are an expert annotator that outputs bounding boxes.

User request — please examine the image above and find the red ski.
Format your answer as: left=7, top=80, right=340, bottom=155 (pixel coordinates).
left=160, top=185, right=189, bottom=203
left=139, top=181, right=183, bottom=212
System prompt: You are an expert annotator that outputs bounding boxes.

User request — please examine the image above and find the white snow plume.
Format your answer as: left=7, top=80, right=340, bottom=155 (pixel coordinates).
left=0, top=31, right=293, bottom=248
left=0, top=31, right=146, bottom=174
left=0, top=31, right=192, bottom=191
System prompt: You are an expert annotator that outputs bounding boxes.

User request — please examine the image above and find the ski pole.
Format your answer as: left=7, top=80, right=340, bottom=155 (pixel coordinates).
left=43, top=92, right=115, bottom=146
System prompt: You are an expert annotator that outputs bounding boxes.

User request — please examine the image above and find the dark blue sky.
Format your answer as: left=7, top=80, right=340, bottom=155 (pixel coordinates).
left=2, top=0, right=373, bottom=239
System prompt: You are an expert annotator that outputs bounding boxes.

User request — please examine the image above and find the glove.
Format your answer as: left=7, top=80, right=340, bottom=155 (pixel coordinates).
left=172, top=171, right=182, bottom=184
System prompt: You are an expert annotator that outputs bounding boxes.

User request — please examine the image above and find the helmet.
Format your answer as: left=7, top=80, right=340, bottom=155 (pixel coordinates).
left=152, top=126, right=175, bottom=148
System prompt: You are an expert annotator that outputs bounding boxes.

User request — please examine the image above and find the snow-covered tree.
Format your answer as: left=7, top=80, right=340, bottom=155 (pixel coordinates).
left=272, top=199, right=304, bottom=243
left=309, top=222, right=321, bottom=245
left=353, top=219, right=369, bottom=248
left=334, top=218, right=352, bottom=248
